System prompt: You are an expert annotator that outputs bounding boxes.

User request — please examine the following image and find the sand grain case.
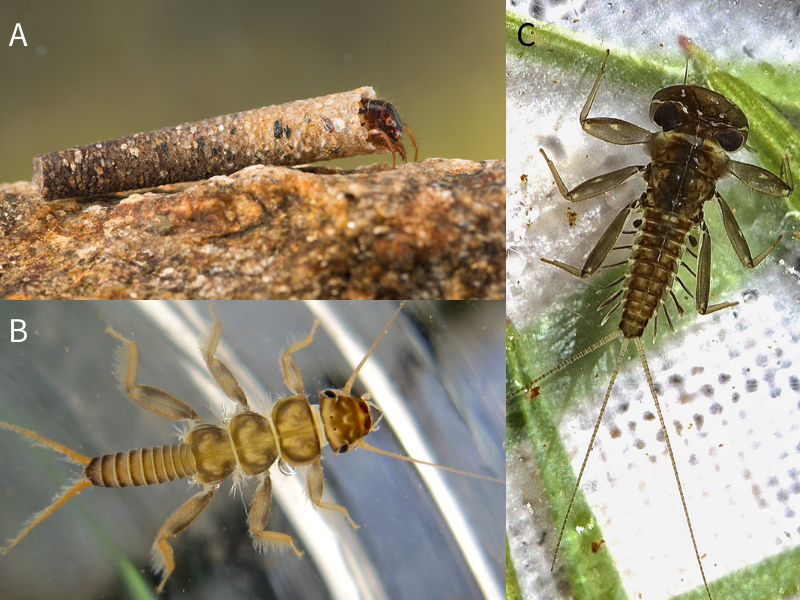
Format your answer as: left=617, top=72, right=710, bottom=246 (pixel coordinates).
left=34, top=87, right=385, bottom=200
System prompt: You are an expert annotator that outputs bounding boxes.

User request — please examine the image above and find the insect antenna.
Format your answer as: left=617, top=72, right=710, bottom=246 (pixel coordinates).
left=634, top=338, right=712, bottom=600
left=0, top=421, right=92, bottom=554
left=353, top=439, right=503, bottom=483
left=341, top=301, right=405, bottom=396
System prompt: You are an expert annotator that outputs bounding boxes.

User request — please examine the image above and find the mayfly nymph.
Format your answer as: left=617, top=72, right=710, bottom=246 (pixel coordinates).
left=0, top=303, right=501, bottom=594
left=533, top=49, right=793, bottom=600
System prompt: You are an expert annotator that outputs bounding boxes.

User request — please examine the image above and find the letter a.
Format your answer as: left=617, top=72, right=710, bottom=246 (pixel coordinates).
left=9, top=23, right=27, bottom=46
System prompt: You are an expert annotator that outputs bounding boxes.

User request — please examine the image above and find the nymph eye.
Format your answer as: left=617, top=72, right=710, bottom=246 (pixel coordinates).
left=337, top=443, right=349, bottom=454
left=322, top=390, right=336, bottom=399
left=653, top=103, right=681, bottom=132
left=715, top=128, right=745, bottom=152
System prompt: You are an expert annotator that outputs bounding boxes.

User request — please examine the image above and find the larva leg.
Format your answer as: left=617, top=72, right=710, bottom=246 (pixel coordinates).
left=201, top=304, right=249, bottom=408
left=279, top=320, right=320, bottom=396
left=307, top=460, right=359, bottom=530
left=152, top=489, right=216, bottom=593
left=105, top=325, right=201, bottom=422
left=403, top=124, right=419, bottom=162
left=248, top=475, right=303, bottom=556
left=367, top=127, right=401, bottom=166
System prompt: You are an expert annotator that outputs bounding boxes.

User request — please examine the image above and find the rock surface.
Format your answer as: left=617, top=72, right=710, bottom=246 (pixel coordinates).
left=0, top=158, right=505, bottom=299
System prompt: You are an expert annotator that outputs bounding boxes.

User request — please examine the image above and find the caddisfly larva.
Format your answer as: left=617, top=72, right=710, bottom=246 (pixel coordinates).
left=359, top=98, right=418, bottom=166
left=528, top=49, right=792, bottom=600
left=34, top=87, right=418, bottom=200
left=0, top=302, right=501, bottom=595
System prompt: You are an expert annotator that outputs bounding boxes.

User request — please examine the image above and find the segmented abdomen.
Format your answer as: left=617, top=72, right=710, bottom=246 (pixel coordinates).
left=620, top=206, right=694, bottom=339
left=85, top=444, right=197, bottom=488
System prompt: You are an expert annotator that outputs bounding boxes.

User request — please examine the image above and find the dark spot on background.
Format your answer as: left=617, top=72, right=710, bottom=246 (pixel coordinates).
left=668, top=374, right=684, bottom=386
left=693, top=414, right=704, bottom=430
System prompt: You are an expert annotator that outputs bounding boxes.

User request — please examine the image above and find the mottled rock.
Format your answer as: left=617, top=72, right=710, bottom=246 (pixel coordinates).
left=0, top=158, right=505, bottom=299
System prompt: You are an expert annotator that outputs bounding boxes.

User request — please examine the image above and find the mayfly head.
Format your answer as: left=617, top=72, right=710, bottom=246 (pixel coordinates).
left=649, top=85, right=749, bottom=152
left=318, top=389, right=373, bottom=454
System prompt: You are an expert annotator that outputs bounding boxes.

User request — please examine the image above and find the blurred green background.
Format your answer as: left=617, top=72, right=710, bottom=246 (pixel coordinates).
left=0, top=0, right=504, bottom=184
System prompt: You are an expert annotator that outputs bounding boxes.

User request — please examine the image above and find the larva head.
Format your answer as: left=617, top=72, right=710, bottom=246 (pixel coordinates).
left=359, top=98, right=409, bottom=163
left=360, top=99, right=404, bottom=142
left=649, top=85, right=749, bottom=152
left=319, top=389, right=373, bottom=454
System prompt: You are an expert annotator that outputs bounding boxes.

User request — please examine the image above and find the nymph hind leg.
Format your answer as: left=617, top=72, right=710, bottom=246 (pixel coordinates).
left=105, top=325, right=201, bottom=422
left=307, top=460, right=359, bottom=529
left=152, top=488, right=216, bottom=593
left=247, top=474, right=303, bottom=556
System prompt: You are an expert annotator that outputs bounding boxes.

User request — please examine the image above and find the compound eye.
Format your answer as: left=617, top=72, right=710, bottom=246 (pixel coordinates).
left=714, top=128, right=745, bottom=151
left=653, top=103, right=681, bottom=132
left=322, top=390, right=336, bottom=399
left=337, top=443, right=349, bottom=454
